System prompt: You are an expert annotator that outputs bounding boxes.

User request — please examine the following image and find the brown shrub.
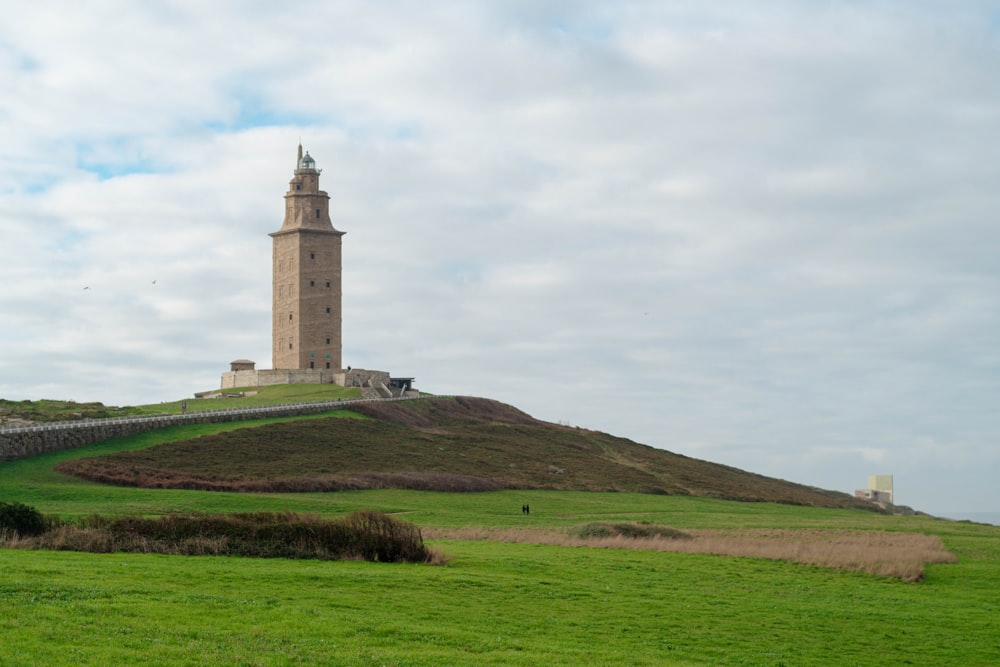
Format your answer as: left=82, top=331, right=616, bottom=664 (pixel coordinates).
left=573, top=522, right=692, bottom=540
left=2, top=511, right=441, bottom=564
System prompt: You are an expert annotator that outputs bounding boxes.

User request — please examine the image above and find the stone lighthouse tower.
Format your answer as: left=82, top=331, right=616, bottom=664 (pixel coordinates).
left=270, top=144, right=345, bottom=371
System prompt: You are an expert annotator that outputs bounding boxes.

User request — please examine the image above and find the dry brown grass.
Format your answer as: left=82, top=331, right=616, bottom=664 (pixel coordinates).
left=424, top=526, right=956, bottom=582
left=3, top=524, right=232, bottom=556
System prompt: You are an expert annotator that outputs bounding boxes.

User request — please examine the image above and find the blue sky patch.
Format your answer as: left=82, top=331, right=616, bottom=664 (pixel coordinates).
left=205, top=91, right=324, bottom=132
left=75, top=140, right=160, bottom=180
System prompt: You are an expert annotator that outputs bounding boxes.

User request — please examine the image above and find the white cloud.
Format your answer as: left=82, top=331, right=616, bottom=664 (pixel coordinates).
left=0, top=1, right=998, bottom=516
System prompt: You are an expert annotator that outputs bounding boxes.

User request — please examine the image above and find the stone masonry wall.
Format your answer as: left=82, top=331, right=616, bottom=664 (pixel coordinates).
left=220, top=368, right=388, bottom=390
left=221, top=369, right=346, bottom=389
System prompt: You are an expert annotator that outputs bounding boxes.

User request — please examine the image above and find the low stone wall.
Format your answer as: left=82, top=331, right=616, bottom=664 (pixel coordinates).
left=0, top=397, right=417, bottom=463
left=221, top=369, right=346, bottom=388
left=220, top=368, right=390, bottom=390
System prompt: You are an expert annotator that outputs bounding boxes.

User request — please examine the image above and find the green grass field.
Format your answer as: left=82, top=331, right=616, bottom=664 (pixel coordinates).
left=145, top=384, right=364, bottom=415
left=2, top=416, right=999, bottom=665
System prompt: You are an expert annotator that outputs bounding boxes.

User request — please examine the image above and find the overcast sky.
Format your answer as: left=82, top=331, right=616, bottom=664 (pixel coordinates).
left=1, top=1, right=998, bottom=519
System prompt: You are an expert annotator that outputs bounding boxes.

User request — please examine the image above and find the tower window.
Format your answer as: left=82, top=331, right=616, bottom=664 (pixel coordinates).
left=289, top=342, right=293, bottom=349
left=326, top=338, right=331, bottom=345
left=296, top=184, right=301, bottom=190
left=326, top=307, right=331, bottom=314
left=289, top=313, right=293, bottom=321
left=309, top=361, right=314, bottom=369
left=310, top=253, right=315, bottom=260
left=325, top=281, right=330, bottom=288
left=325, top=362, right=330, bottom=369
left=316, top=209, right=321, bottom=218
left=310, top=280, right=315, bottom=287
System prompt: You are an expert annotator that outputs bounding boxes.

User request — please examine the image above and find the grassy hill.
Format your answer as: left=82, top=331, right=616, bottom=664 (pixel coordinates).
left=55, top=394, right=879, bottom=510
left=1, top=391, right=998, bottom=665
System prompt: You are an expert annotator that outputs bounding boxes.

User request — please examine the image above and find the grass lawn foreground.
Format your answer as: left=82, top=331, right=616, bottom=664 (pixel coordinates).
left=1, top=411, right=998, bottom=665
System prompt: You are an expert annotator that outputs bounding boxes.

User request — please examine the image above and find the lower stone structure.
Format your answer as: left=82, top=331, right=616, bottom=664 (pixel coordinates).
left=220, top=368, right=395, bottom=399
left=222, top=368, right=343, bottom=388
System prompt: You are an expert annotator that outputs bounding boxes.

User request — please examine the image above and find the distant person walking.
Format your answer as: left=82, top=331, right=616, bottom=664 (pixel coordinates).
left=522, top=504, right=530, bottom=515
left=181, top=400, right=187, bottom=414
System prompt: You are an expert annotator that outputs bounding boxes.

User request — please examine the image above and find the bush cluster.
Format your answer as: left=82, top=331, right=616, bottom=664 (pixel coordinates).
left=0, top=501, right=49, bottom=537
left=573, top=521, right=691, bottom=541
left=21, top=510, right=434, bottom=563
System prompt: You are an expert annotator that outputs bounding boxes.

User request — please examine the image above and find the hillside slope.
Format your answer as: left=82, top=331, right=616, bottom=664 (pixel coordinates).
left=57, top=396, right=878, bottom=510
